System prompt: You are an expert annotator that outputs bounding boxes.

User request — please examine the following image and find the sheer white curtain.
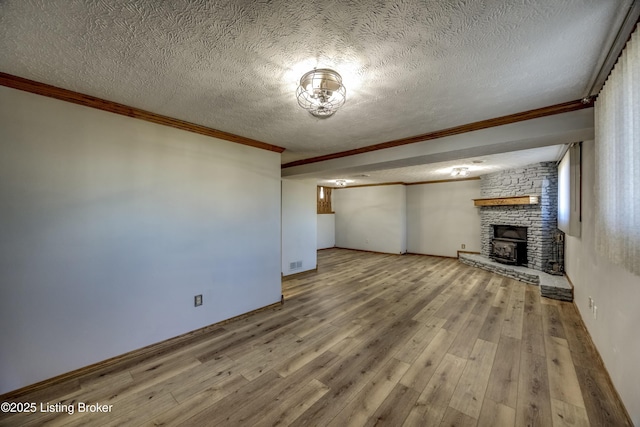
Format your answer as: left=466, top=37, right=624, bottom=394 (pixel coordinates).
left=595, top=28, right=640, bottom=276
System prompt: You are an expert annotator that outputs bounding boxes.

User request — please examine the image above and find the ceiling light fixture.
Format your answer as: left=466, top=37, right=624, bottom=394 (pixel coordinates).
left=451, top=167, right=470, bottom=177
left=296, top=68, right=346, bottom=118
left=334, top=179, right=348, bottom=187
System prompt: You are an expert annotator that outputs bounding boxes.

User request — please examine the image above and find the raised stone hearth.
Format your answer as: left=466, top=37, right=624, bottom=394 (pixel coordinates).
left=459, top=253, right=573, bottom=301
left=462, top=161, right=572, bottom=301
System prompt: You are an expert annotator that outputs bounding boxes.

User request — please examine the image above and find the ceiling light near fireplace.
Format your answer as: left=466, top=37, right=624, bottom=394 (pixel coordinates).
left=296, top=69, right=346, bottom=118
left=451, top=167, right=470, bottom=177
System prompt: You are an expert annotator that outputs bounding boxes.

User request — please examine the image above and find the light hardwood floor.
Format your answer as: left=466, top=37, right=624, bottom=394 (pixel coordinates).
left=0, top=249, right=631, bottom=426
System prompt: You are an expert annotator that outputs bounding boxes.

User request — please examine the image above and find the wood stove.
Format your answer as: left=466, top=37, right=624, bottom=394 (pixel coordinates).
left=491, top=225, right=527, bottom=265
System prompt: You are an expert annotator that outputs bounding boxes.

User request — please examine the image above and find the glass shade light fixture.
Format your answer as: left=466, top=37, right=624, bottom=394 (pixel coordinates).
left=296, top=68, right=346, bottom=118
left=451, top=167, right=470, bottom=177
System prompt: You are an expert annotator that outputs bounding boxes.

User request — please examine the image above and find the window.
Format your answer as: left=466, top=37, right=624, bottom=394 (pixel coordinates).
left=558, top=143, right=581, bottom=237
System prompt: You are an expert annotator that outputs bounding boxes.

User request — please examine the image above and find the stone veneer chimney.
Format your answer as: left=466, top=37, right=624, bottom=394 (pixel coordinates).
left=479, top=162, right=558, bottom=271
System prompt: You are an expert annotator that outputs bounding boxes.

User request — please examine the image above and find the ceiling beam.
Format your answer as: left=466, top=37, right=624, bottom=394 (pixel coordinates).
left=329, top=177, right=482, bottom=189
left=282, top=98, right=594, bottom=169
left=281, top=108, right=594, bottom=179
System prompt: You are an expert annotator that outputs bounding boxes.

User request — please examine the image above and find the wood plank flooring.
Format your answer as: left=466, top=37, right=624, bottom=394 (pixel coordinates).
left=0, top=249, right=631, bottom=426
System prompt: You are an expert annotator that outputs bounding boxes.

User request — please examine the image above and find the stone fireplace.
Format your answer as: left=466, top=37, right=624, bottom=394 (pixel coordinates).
left=479, top=162, right=558, bottom=271
left=460, top=162, right=572, bottom=301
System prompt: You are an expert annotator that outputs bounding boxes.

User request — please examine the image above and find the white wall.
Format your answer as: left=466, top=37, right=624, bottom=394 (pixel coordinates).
left=0, top=87, right=282, bottom=394
left=281, top=179, right=317, bottom=276
left=334, top=185, right=406, bottom=254
left=406, top=180, right=482, bottom=257
left=565, top=139, right=640, bottom=425
left=317, top=214, right=335, bottom=249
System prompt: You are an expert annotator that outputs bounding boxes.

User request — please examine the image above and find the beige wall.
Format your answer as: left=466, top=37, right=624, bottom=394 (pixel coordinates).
left=317, top=214, right=335, bottom=249
left=0, top=86, right=282, bottom=394
left=565, top=139, right=640, bottom=424
left=406, top=180, right=482, bottom=257
left=281, top=179, right=317, bottom=276
left=334, top=185, right=407, bottom=254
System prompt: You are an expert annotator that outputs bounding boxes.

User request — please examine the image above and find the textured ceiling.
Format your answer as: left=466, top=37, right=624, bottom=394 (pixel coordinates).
left=317, top=144, right=567, bottom=187
left=0, top=0, right=628, bottom=167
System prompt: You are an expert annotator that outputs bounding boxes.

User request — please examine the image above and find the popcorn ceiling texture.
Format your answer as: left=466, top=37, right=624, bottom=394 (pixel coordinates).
left=324, top=144, right=565, bottom=185
left=0, top=1, right=625, bottom=162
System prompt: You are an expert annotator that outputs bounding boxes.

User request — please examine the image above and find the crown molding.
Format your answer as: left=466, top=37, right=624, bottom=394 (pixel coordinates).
left=0, top=72, right=285, bottom=154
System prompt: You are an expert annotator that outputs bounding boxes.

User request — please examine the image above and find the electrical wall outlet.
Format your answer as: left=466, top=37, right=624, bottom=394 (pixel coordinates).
left=194, top=294, right=203, bottom=307
left=461, top=244, right=466, bottom=249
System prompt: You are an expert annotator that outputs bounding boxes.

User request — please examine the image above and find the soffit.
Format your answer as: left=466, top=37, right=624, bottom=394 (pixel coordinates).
left=316, top=144, right=567, bottom=187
